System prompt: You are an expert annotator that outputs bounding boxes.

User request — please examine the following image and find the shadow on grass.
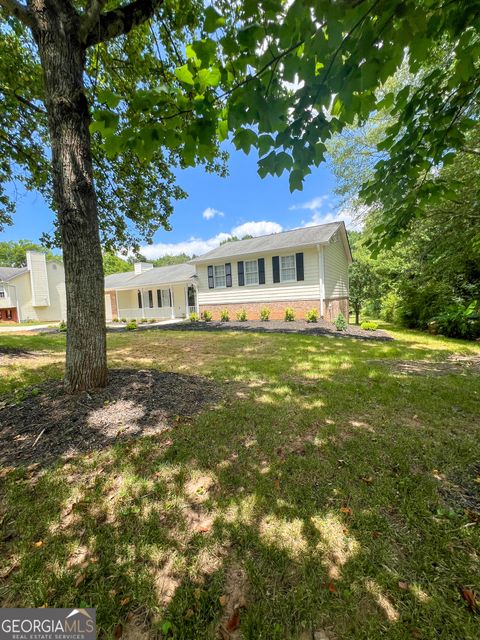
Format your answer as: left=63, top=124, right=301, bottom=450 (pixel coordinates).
left=1, top=331, right=479, bottom=638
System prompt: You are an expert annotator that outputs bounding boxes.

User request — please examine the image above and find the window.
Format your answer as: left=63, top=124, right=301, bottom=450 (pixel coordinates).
left=0, top=287, right=5, bottom=298
left=245, top=260, right=259, bottom=285
left=214, top=264, right=226, bottom=288
left=148, top=290, right=153, bottom=308
left=280, top=255, right=296, bottom=282
left=137, top=290, right=143, bottom=308
left=157, top=289, right=171, bottom=307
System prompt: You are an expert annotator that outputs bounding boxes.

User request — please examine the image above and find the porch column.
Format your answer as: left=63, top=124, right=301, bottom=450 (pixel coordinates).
left=141, top=289, right=146, bottom=319
left=169, top=287, right=175, bottom=319
left=194, top=284, right=199, bottom=315
left=184, top=286, right=189, bottom=318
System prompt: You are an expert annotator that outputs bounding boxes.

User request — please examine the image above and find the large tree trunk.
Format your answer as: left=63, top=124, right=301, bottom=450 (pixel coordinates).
left=32, top=2, right=107, bottom=392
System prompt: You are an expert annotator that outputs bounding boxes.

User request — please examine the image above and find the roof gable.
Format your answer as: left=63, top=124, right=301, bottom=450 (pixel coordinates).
left=0, top=266, right=28, bottom=282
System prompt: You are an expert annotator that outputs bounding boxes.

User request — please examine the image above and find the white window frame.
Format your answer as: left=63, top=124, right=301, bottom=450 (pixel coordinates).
left=245, top=259, right=259, bottom=286
left=280, top=254, right=296, bottom=282
left=213, top=264, right=226, bottom=288
left=0, top=286, right=5, bottom=299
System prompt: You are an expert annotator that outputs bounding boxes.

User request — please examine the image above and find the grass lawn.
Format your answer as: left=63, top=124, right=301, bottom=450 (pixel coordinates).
left=0, top=326, right=479, bottom=639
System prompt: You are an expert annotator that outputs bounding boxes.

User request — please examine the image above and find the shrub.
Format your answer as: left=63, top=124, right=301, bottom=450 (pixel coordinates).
left=220, top=308, right=230, bottom=322
left=380, top=291, right=400, bottom=323
left=112, top=317, right=119, bottom=323
left=260, top=307, right=270, bottom=321
left=236, top=309, right=247, bottom=321
left=305, top=308, right=318, bottom=323
left=58, top=320, right=67, bottom=332
left=284, top=307, right=295, bottom=322
left=139, top=317, right=149, bottom=323
left=361, top=321, right=379, bottom=331
left=189, top=312, right=200, bottom=322
left=201, top=310, right=212, bottom=322
left=335, top=312, right=347, bottom=331
left=120, top=317, right=127, bottom=323
left=126, top=320, right=137, bottom=331
left=431, top=301, right=480, bottom=340
left=149, top=318, right=156, bottom=323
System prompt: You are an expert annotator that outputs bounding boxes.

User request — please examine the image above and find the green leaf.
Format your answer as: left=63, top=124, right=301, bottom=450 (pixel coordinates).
left=204, top=7, right=225, bottom=32
left=175, top=65, right=195, bottom=85
left=97, top=88, right=120, bottom=109
left=289, top=169, right=304, bottom=192
left=233, top=128, right=257, bottom=154
left=197, top=67, right=221, bottom=88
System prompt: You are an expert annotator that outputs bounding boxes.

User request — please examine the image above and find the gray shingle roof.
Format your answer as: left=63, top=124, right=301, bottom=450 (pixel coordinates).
left=0, top=266, right=28, bottom=282
left=105, top=263, right=196, bottom=290
left=190, top=222, right=344, bottom=263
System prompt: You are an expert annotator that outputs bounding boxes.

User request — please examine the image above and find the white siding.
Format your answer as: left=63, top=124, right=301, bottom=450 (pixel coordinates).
left=324, top=237, right=349, bottom=298
left=15, top=261, right=66, bottom=321
left=197, top=247, right=321, bottom=304
left=26, top=251, right=50, bottom=307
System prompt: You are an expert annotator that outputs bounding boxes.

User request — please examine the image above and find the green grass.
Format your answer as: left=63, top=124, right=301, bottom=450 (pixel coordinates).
left=0, top=327, right=479, bottom=639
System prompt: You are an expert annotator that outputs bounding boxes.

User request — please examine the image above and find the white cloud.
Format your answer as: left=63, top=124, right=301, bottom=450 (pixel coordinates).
left=290, top=193, right=363, bottom=230
left=202, top=207, right=224, bottom=220
left=231, top=220, right=283, bottom=237
left=289, top=195, right=330, bottom=212
left=138, top=220, right=283, bottom=259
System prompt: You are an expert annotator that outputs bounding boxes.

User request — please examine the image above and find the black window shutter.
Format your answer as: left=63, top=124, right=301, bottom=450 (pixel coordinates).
left=138, top=290, right=143, bottom=308
left=272, top=256, right=280, bottom=283
left=148, top=290, right=153, bottom=308
left=157, top=290, right=162, bottom=307
left=207, top=265, right=214, bottom=289
left=237, top=261, right=245, bottom=286
left=169, top=289, right=172, bottom=306
left=225, top=263, right=232, bottom=287
left=258, top=258, right=265, bottom=284
left=296, top=252, right=304, bottom=281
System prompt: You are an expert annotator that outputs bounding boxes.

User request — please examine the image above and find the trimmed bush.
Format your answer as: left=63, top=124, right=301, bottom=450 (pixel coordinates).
left=139, top=317, right=149, bottom=323
left=126, top=320, right=137, bottom=331
left=201, top=310, right=213, bottom=322
left=58, top=320, right=67, bottom=332
left=149, top=318, right=156, bottom=323
left=305, top=309, right=319, bottom=323
left=112, top=317, right=119, bottom=322
left=120, top=317, right=127, bottom=323
left=260, top=307, right=270, bottom=321
left=189, top=312, right=200, bottom=322
left=220, top=309, right=230, bottom=322
left=361, top=321, right=378, bottom=331
left=236, top=309, right=247, bottom=321
left=284, top=307, right=295, bottom=322
left=335, top=313, right=347, bottom=331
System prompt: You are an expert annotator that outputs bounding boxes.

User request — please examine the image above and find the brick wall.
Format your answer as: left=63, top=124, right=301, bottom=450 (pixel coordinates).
left=107, top=291, right=118, bottom=319
left=199, top=298, right=349, bottom=322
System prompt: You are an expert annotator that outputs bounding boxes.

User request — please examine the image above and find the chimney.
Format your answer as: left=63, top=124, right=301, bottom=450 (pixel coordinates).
left=26, top=251, right=50, bottom=307
left=134, top=262, right=154, bottom=274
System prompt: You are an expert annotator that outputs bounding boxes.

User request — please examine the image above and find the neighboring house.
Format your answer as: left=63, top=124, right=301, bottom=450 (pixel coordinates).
left=0, top=251, right=66, bottom=322
left=104, top=222, right=352, bottom=322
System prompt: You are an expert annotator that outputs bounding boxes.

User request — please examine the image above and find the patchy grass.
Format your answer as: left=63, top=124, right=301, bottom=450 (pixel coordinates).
left=0, top=327, right=479, bottom=639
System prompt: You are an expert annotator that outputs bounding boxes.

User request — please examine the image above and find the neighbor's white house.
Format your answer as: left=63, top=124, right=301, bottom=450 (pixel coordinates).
left=104, top=222, right=352, bottom=322
left=0, top=251, right=66, bottom=322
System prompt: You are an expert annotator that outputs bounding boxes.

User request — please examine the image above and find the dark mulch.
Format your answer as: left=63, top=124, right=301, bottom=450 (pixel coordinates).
left=0, top=347, right=36, bottom=358
left=0, top=369, right=223, bottom=471
left=143, top=319, right=393, bottom=341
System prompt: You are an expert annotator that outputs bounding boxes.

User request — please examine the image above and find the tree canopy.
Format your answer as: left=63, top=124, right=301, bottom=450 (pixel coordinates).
left=0, top=239, right=61, bottom=267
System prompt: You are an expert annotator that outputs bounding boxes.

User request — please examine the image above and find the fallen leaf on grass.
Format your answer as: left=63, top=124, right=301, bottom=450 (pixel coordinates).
left=340, top=507, right=352, bottom=515
left=460, top=587, right=479, bottom=612
left=184, top=609, right=194, bottom=619
left=327, top=581, right=336, bottom=593
left=75, top=574, right=85, bottom=587
left=361, top=476, right=373, bottom=484
left=398, top=581, right=410, bottom=590
left=219, top=595, right=228, bottom=606
left=120, top=597, right=130, bottom=606
left=274, top=479, right=280, bottom=490
left=113, top=623, right=123, bottom=639
left=0, top=560, right=18, bottom=579
left=34, top=540, right=44, bottom=548
left=226, top=608, right=240, bottom=632
left=372, top=531, right=381, bottom=539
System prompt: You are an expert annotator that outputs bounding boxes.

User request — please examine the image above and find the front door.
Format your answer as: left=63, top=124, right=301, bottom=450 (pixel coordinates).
left=187, top=286, right=196, bottom=314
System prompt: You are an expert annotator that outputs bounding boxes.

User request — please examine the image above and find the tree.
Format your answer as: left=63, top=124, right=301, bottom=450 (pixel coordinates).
left=1, top=0, right=478, bottom=391
left=348, top=246, right=379, bottom=324
left=220, top=234, right=253, bottom=245
left=0, top=239, right=60, bottom=267
left=152, top=254, right=192, bottom=266
left=102, top=252, right=131, bottom=276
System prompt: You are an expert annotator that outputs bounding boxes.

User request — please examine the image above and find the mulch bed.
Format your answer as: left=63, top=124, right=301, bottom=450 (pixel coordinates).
left=0, top=369, right=223, bottom=471
left=143, top=319, right=393, bottom=341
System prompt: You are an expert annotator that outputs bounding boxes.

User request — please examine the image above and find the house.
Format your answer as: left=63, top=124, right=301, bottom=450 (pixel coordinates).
left=0, top=251, right=66, bottom=322
left=104, top=222, right=352, bottom=322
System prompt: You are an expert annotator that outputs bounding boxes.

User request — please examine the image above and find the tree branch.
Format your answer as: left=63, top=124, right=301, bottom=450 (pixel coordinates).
left=0, top=0, right=34, bottom=27
left=83, top=0, right=164, bottom=48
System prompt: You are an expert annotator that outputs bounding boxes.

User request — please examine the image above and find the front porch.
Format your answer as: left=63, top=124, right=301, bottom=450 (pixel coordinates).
left=105, top=282, right=198, bottom=322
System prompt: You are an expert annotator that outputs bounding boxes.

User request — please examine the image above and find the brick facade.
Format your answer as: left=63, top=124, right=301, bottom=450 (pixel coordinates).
left=199, top=298, right=349, bottom=322
left=107, top=291, right=118, bottom=319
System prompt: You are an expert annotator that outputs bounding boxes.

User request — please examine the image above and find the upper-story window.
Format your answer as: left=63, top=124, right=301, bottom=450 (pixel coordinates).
left=214, top=264, right=226, bottom=288
left=245, top=260, right=259, bottom=285
left=280, top=255, right=296, bottom=282
left=0, top=287, right=5, bottom=299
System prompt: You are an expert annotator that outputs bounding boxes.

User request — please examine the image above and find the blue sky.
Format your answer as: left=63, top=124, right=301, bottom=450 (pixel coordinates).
left=2, top=142, right=354, bottom=258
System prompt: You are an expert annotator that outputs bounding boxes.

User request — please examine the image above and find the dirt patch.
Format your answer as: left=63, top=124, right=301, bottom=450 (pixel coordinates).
left=126, top=320, right=393, bottom=342
left=438, top=463, right=480, bottom=518
left=0, top=347, right=38, bottom=360
left=0, top=369, right=223, bottom=471
left=217, top=564, right=248, bottom=639
left=371, top=355, right=480, bottom=377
